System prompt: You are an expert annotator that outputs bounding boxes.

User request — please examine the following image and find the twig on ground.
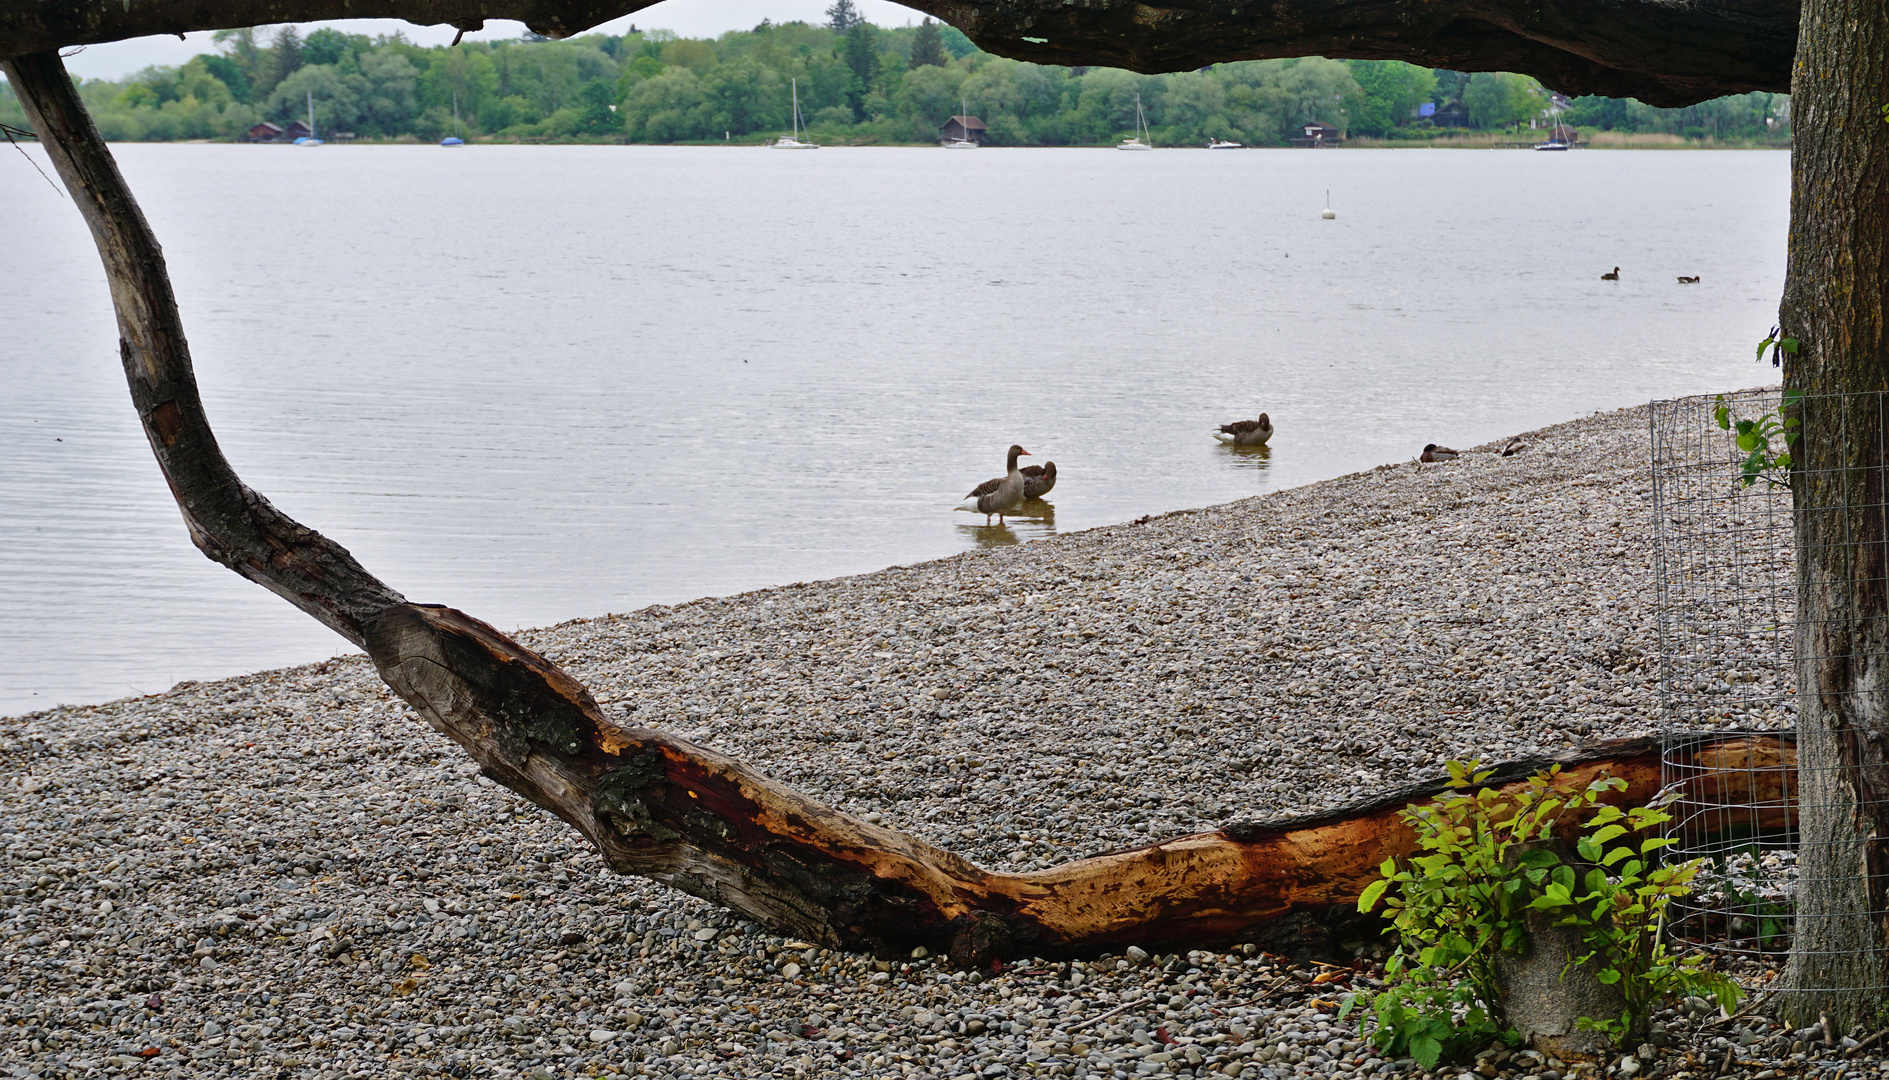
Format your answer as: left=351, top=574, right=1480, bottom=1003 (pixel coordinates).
left=1845, top=1027, right=1887, bottom=1058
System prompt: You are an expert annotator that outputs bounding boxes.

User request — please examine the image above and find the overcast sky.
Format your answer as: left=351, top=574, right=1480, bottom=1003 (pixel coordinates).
left=54, top=0, right=929, bottom=81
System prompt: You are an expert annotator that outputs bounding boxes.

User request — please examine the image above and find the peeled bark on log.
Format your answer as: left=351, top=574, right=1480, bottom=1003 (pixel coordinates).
left=0, top=0, right=1795, bottom=106
left=8, top=46, right=1802, bottom=966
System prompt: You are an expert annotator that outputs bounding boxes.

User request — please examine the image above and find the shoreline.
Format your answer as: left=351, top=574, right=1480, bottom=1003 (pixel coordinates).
left=0, top=397, right=1817, bottom=1079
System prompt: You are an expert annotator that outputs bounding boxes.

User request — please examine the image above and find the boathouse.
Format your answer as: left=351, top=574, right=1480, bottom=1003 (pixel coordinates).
left=282, top=120, right=314, bottom=141
left=1289, top=120, right=1343, bottom=148
left=244, top=121, right=284, bottom=142
left=1432, top=100, right=1470, bottom=128
left=940, top=115, right=988, bottom=145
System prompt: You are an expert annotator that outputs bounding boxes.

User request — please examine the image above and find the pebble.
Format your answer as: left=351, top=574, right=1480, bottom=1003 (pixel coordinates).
left=0, top=399, right=1849, bottom=1077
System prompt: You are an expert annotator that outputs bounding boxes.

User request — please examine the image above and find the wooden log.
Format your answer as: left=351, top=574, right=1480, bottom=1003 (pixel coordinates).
left=9, top=46, right=1801, bottom=967
left=373, top=601, right=1797, bottom=964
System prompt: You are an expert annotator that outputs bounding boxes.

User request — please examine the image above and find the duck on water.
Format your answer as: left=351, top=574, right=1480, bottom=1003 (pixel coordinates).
left=1213, top=414, right=1274, bottom=447
left=957, top=445, right=1032, bottom=525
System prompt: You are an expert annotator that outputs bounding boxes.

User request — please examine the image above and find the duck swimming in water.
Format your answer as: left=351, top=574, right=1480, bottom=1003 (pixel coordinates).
left=1213, top=414, right=1274, bottom=447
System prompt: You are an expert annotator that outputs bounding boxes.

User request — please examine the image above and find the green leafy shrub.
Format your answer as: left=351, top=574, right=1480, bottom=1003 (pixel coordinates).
left=1713, top=384, right=1800, bottom=488
left=1343, top=761, right=1742, bottom=1067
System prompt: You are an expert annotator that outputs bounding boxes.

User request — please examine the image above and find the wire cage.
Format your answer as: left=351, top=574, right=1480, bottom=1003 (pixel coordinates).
left=1654, top=386, right=1889, bottom=1000
left=1650, top=388, right=1799, bottom=973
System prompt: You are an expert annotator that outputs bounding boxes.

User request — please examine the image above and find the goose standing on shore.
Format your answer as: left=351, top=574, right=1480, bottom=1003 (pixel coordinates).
left=957, top=444, right=1031, bottom=524
left=1213, top=413, right=1274, bottom=447
left=1021, top=461, right=1057, bottom=499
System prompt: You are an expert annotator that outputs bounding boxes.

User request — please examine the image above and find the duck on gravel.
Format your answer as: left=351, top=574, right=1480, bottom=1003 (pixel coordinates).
left=1419, top=444, right=1459, bottom=463
left=1213, top=414, right=1274, bottom=447
left=957, top=444, right=1031, bottom=524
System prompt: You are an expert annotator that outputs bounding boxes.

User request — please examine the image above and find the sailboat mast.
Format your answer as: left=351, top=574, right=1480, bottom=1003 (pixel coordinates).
left=307, top=90, right=316, bottom=138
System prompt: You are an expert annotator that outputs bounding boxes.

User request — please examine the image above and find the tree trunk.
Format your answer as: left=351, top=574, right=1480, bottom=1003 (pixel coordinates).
left=1776, top=0, right=1889, bottom=1030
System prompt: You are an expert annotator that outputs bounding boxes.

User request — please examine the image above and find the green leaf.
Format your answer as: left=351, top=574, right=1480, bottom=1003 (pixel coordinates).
left=1359, top=878, right=1390, bottom=913
left=1781, top=337, right=1800, bottom=354
left=1595, top=968, right=1622, bottom=984
left=1411, top=1035, right=1443, bottom=1069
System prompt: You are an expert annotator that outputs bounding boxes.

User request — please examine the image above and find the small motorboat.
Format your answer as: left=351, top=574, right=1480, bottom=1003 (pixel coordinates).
left=440, top=136, right=465, bottom=147
left=1206, top=138, right=1241, bottom=149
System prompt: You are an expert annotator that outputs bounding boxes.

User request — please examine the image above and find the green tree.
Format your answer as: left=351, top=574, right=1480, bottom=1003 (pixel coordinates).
left=200, top=52, right=252, bottom=103
left=825, top=0, right=863, bottom=32
left=420, top=46, right=498, bottom=124
left=908, top=18, right=947, bottom=69
left=893, top=62, right=966, bottom=138
left=620, top=66, right=710, bottom=141
left=356, top=47, right=419, bottom=135
left=303, top=27, right=362, bottom=67
left=1463, top=71, right=1538, bottom=129
left=1160, top=70, right=1229, bottom=142
left=841, top=22, right=880, bottom=120
left=703, top=57, right=779, bottom=135
left=209, top=27, right=262, bottom=102
left=266, top=63, right=365, bottom=132
left=1346, top=60, right=1433, bottom=137
left=574, top=78, right=625, bottom=135
left=262, top=25, right=305, bottom=101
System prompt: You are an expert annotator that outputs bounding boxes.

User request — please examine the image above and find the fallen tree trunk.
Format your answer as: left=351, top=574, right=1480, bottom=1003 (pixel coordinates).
left=9, top=47, right=1799, bottom=966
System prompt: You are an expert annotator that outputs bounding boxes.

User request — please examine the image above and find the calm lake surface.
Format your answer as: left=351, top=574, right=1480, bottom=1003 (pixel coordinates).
left=3, top=144, right=1789, bottom=715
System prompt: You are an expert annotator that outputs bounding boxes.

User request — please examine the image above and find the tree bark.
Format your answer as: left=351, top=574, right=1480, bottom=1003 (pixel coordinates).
left=0, top=0, right=1794, bottom=106
left=1776, top=0, right=1889, bottom=1029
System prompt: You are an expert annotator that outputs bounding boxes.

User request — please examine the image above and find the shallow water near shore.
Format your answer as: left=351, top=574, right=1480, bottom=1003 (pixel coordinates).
left=2, top=144, right=1788, bottom=713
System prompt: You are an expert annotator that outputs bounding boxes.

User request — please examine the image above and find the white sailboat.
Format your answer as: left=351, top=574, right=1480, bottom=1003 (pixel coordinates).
left=1116, top=91, right=1152, bottom=150
left=769, top=78, right=819, bottom=149
left=943, top=96, right=978, bottom=148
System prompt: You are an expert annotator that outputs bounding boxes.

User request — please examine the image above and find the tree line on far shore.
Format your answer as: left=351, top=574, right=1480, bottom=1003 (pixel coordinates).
left=0, top=4, right=1792, bottom=147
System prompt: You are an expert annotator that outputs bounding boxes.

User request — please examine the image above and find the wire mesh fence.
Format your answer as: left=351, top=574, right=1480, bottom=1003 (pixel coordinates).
left=1653, top=386, right=1889, bottom=997
left=1651, top=388, right=1799, bottom=975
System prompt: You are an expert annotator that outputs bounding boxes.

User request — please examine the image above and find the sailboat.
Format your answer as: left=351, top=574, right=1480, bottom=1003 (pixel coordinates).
left=441, top=92, right=465, bottom=146
left=293, top=90, right=324, bottom=146
left=1116, top=91, right=1152, bottom=150
left=943, top=95, right=978, bottom=148
left=1534, top=118, right=1576, bottom=150
left=769, top=78, right=818, bottom=149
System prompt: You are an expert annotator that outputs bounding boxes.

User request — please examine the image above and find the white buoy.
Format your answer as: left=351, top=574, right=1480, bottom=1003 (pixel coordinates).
left=1321, top=188, right=1336, bottom=219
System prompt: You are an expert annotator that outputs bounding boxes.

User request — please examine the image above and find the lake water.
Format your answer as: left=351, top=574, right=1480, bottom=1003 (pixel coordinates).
left=2, top=144, right=1789, bottom=715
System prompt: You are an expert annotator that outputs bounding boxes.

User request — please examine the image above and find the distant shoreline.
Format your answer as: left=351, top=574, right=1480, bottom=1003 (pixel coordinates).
left=136, top=138, right=1793, bottom=149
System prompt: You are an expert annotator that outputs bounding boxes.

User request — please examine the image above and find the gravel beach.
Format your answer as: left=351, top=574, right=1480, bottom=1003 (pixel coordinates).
left=1, top=400, right=1867, bottom=1079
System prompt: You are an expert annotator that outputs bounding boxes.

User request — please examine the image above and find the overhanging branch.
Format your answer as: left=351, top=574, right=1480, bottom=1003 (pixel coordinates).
left=0, top=0, right=1795, bottom=106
